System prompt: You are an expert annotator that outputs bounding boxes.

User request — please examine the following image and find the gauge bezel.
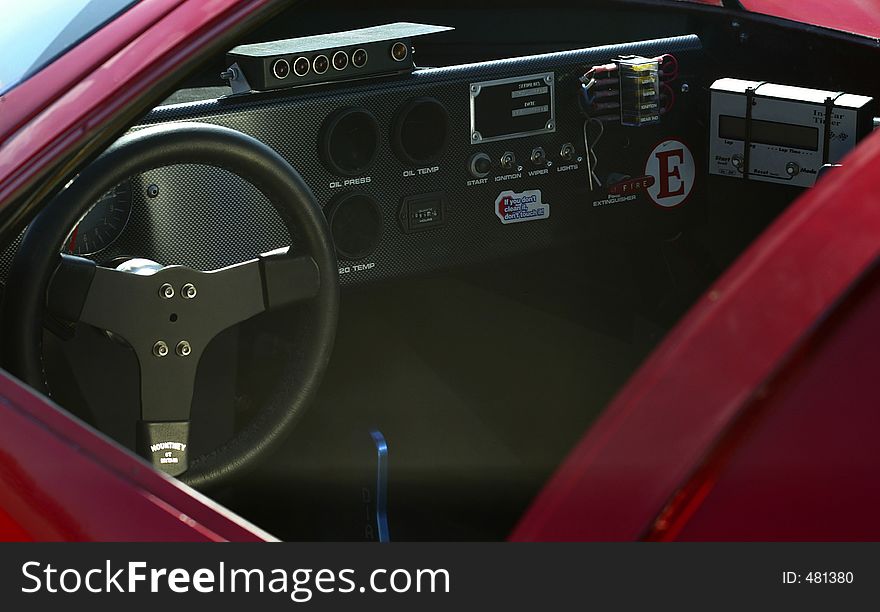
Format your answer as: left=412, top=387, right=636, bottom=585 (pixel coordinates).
left=64, top=181, right=133, bottom=256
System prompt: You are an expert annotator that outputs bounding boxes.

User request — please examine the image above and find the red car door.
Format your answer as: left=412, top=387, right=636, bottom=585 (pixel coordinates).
left=0, top=0, right=284, bottom=542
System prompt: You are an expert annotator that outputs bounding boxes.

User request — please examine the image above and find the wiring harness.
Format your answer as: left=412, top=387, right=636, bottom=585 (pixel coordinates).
left=579, top=53, right=678, bottom=122
left=578, top=54, right=679, bottom=190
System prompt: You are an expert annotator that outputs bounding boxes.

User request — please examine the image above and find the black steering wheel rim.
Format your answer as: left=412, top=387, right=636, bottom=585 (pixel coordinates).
left=1, top=122, right=339, bottom=490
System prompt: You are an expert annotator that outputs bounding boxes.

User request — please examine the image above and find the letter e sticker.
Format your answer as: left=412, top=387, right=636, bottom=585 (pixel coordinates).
left=644, top=139, right=694, bottom=208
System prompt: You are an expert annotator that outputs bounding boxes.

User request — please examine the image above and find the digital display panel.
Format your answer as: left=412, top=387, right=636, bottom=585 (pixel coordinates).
left=719, top=115, right=819, bottom=151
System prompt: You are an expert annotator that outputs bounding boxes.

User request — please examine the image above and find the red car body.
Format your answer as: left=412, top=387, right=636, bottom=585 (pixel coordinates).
left=0, top=0, right=279, bottom=542
left=1, top=0, right=879, bottom=541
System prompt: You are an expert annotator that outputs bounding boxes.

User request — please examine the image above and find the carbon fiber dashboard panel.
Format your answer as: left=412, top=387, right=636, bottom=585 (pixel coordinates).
left=2, top=35, right=705, bottom=287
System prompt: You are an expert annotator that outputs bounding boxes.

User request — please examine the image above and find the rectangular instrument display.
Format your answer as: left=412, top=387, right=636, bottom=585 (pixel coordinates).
left=718, top=115, right=819, bottom=151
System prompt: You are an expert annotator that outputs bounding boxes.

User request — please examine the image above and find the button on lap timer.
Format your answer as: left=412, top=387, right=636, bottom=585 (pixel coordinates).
left=786, top=161, right=800, bottom=176
left=732, top=154, right=744, bottom=172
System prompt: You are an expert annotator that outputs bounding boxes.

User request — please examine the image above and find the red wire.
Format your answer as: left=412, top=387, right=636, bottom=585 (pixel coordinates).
left=656, top=53, right=679, bottom=81
left=660, top=82, right=676, bottom=113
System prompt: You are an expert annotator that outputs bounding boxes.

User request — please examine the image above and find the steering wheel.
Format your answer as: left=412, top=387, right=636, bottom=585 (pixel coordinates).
left=1, top=122, right=339, bottom=489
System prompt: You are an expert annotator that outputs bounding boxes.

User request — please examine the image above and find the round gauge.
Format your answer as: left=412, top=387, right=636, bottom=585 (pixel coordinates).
left=65, top=182, right=133, bottom=256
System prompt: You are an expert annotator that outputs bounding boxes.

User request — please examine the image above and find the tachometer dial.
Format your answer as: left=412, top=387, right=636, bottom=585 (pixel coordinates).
left=65, top=182, right=132, bottom=256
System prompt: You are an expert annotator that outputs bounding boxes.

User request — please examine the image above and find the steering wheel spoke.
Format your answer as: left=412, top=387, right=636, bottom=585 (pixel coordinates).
left=48, top=249, right=320, bottom=344
left=136, top=419, right=191, bottom=477
left=257, top=247, right=321, bottom=311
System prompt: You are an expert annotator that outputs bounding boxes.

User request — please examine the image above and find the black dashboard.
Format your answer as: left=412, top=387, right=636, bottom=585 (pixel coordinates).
left=8, top=32, right=706, bottom=291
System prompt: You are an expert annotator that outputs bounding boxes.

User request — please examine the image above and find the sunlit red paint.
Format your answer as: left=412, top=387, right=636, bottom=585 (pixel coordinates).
left=513, top=127, right=880, bottom=541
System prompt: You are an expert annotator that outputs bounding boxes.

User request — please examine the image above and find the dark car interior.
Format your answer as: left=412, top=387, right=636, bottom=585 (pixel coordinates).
left=1, top=0, right=878, bottom=541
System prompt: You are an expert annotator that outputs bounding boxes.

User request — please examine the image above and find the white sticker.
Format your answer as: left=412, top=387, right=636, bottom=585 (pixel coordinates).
left=495, top=189, right=549, bottom=224
left=644, top=139, right=695, bottom=208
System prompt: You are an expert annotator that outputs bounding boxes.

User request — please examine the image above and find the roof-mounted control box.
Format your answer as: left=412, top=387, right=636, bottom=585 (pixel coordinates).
left=223, top=23, right=453, bottom=94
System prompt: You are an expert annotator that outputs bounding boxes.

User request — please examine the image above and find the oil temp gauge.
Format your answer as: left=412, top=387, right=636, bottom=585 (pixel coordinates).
left=64, top=181, right=133, bottom=256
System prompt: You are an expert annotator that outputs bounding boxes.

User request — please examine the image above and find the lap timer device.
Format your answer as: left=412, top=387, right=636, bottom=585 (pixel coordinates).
left=709, top=78, right=875, bottom=187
